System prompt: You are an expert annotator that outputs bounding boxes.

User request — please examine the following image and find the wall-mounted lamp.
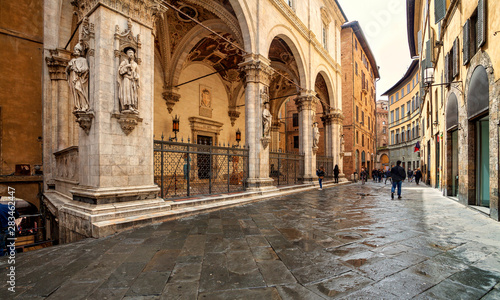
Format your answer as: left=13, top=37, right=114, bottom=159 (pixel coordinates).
left=170, top=115, right=179, bottom=141
left=424, top=67, right=435, bottom=86
left=236, top=128, right=241, bottom=145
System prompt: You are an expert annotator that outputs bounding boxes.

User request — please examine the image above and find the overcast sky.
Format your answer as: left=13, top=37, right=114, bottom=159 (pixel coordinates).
left=337, top=0, right=413, bottom=100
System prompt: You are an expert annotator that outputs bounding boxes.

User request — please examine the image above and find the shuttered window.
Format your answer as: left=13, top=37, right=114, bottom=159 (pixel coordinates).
left=435, top=0, right=446, bottom=24
left=477, top=0, right=486, bottom=47
left=452, top=38, right=459, bottom=78
left=426, top=40, right=431, bottom=65
left=463, top=19, right=471, bottom=65
left=418, top=31, right=422, bottom=55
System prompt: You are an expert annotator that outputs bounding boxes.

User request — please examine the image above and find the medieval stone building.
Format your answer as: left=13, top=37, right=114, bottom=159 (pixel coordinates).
left=4, top=0, right=350, bottom=243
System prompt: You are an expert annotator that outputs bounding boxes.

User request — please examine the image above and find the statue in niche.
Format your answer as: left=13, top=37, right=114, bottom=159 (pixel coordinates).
left=118, top=47, right=140, bottom=113
left=66, top=42, right=89, bottom=111
left=262, top=102, right=272, bottom=137
left=313, top=122, right=320, bottom=148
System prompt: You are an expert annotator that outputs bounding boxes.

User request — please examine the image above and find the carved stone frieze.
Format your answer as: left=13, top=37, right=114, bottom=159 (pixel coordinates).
left=71, top=0, right=166, bottom=29
left=112, top=111, right=143, bottom=135
left=54, top=146, right=79, bottom=183
left=74, top=110, right=95, bottom=135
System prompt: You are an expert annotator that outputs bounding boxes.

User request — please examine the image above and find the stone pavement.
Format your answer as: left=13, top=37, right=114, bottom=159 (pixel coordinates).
left=1, top=181, right=500, bottom=299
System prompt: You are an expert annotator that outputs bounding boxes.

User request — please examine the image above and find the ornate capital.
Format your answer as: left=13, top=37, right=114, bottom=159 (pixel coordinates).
left=162, top=87, right=181, bottom=114
left=71, top=0, right=166, bottom=29
left=295, top=94, right=315, bottom=112
left=46, top=49, right=71, bottom=80
left=74, top=110, right=95, bottom=135
left=239, top=54, right=274, bottom=86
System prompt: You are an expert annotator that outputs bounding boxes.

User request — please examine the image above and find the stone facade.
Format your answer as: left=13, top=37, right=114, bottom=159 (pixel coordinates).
left=375, top=100, right=389, bottom=169
left=341, top=21, right=379, bottom=179
left=409, top=0, right=500, bottom=221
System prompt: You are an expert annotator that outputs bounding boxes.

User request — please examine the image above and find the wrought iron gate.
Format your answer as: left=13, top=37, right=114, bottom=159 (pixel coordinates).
left=316, top=155, right=334, bottom=179
left=154, top=139, right=248, bottom=199
left=269, top=151, right=304, bottom=186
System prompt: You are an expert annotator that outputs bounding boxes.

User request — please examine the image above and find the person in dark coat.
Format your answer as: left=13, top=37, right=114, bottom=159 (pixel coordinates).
left=414, top=168, right=422, bottom=185
left=316, top=166, right=325, bottom=190
left=390, top=160, right=406, bottom=199
left=333, top=165, right=340, bottom=183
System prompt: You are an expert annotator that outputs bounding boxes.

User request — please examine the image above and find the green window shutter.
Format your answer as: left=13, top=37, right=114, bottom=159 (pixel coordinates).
left=463, top=19, right=471, bottom=65
left=435, top=0, right=446, bottom=24
left=453, top=38, right=459, bottom=78
left=425, top=40, right=431, bottom=66
left=477, top=0, right=486, bottom=47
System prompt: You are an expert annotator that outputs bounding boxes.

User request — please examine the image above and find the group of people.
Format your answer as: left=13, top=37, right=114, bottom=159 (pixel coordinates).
left=316, top=164, right=340, bottom=190
left=316, top=161, right=424, bottom=199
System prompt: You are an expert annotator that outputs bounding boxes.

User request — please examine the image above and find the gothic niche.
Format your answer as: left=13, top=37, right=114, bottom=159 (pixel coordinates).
left=113, top=18, right=143, bottom=135
left=68, top=16, right=95, bottom=135
left=261, top=87, right=272, bottom=149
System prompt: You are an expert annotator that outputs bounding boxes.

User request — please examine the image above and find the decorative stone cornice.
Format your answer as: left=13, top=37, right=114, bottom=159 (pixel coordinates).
left=269, top=0, right=341, bottom=74
left=239, top=54, right=274, bottom=86
left=71, top=0, right=166, bottom=29
left=324, top=109, right=344, bottom=125
left=162, top=87, right=181, bottom=114
left=46, top=49, right=71, bottom=80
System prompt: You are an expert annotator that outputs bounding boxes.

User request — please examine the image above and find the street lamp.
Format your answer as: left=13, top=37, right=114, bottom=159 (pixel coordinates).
left=424, top=67, right=434, bottom=86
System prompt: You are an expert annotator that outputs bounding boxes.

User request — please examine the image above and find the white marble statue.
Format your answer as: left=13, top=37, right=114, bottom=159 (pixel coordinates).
left=66, top=43, right=89, bottom=111
left=118, top=48, right=140, bottom=112
left=262, top=102, right=272, bottom=137
left=313, top=122, right=320, bottom=148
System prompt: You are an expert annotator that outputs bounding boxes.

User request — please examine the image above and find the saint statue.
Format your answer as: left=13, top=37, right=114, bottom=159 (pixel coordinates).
left=262, top=102, right=272, bottom=137
left=66, top=42, right=89, bottom=111
left=313, top=122, right=320, bottom=148
left=118, top=48, right=140, bottom=113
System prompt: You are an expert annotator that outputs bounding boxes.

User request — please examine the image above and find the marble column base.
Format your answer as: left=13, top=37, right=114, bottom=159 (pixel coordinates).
left=70, top=185, right=160, bottom=205
left=245, top=178, right=277, bottom=191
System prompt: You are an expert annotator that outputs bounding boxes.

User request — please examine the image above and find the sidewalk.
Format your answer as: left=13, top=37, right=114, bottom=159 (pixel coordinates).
left=1, top=181, right=499, bottom=299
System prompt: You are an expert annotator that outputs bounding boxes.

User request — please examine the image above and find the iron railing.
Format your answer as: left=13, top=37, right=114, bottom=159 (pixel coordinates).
left=316, top=155, right=334, bottom=179
left=154, top=139, right=248, bottom=199
left=269, top=151, right=304, bottom=186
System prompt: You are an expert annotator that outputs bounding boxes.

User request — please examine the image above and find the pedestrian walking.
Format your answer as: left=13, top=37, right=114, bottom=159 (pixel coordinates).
left=333, top=164, right=340, bottom=183
left=415, top=168, right=422, bottom=185
left=390, top=161, right=406, bottom=199
left=378, top=169, right=383, bottom=182
left=316, top=166, right=325, bottom=190
left=372, top=169, right=377, bottom=182
left=385, top=169, right=392, bottom=184
left=360, top=167, right=367, bottom=185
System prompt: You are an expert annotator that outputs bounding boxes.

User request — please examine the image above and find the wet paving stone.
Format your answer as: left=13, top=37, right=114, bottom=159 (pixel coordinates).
left=4, top=181, right=500, bottom=299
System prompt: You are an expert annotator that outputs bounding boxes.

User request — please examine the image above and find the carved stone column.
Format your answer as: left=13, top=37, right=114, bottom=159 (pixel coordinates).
left=52, top=0, right=168, bottom=242
left=295, top=92, right=317, bottom=182
left=328, top=108, right=345, bottom=178
left=239, top=54, right=276, bottom=190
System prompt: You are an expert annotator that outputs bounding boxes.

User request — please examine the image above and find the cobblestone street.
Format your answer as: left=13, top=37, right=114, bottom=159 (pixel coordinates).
left=2, top=181, right=500, bottom=299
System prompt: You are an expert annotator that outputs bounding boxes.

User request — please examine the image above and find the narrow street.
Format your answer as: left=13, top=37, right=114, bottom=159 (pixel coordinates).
left=2, top=181, right=500, bottom=299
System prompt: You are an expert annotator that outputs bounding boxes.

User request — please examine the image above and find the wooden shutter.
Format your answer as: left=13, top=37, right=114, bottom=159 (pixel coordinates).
left=418, top=31, right=422, bottom=55
left=477, top=0, right=486, bottom=47
left=463, top=19, right=471, bottom=65
left=425, top=40, right=431, bottom=66
left=434, top=0, right=446, bottom=24
left=453, top=38, right=459, bottom=78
